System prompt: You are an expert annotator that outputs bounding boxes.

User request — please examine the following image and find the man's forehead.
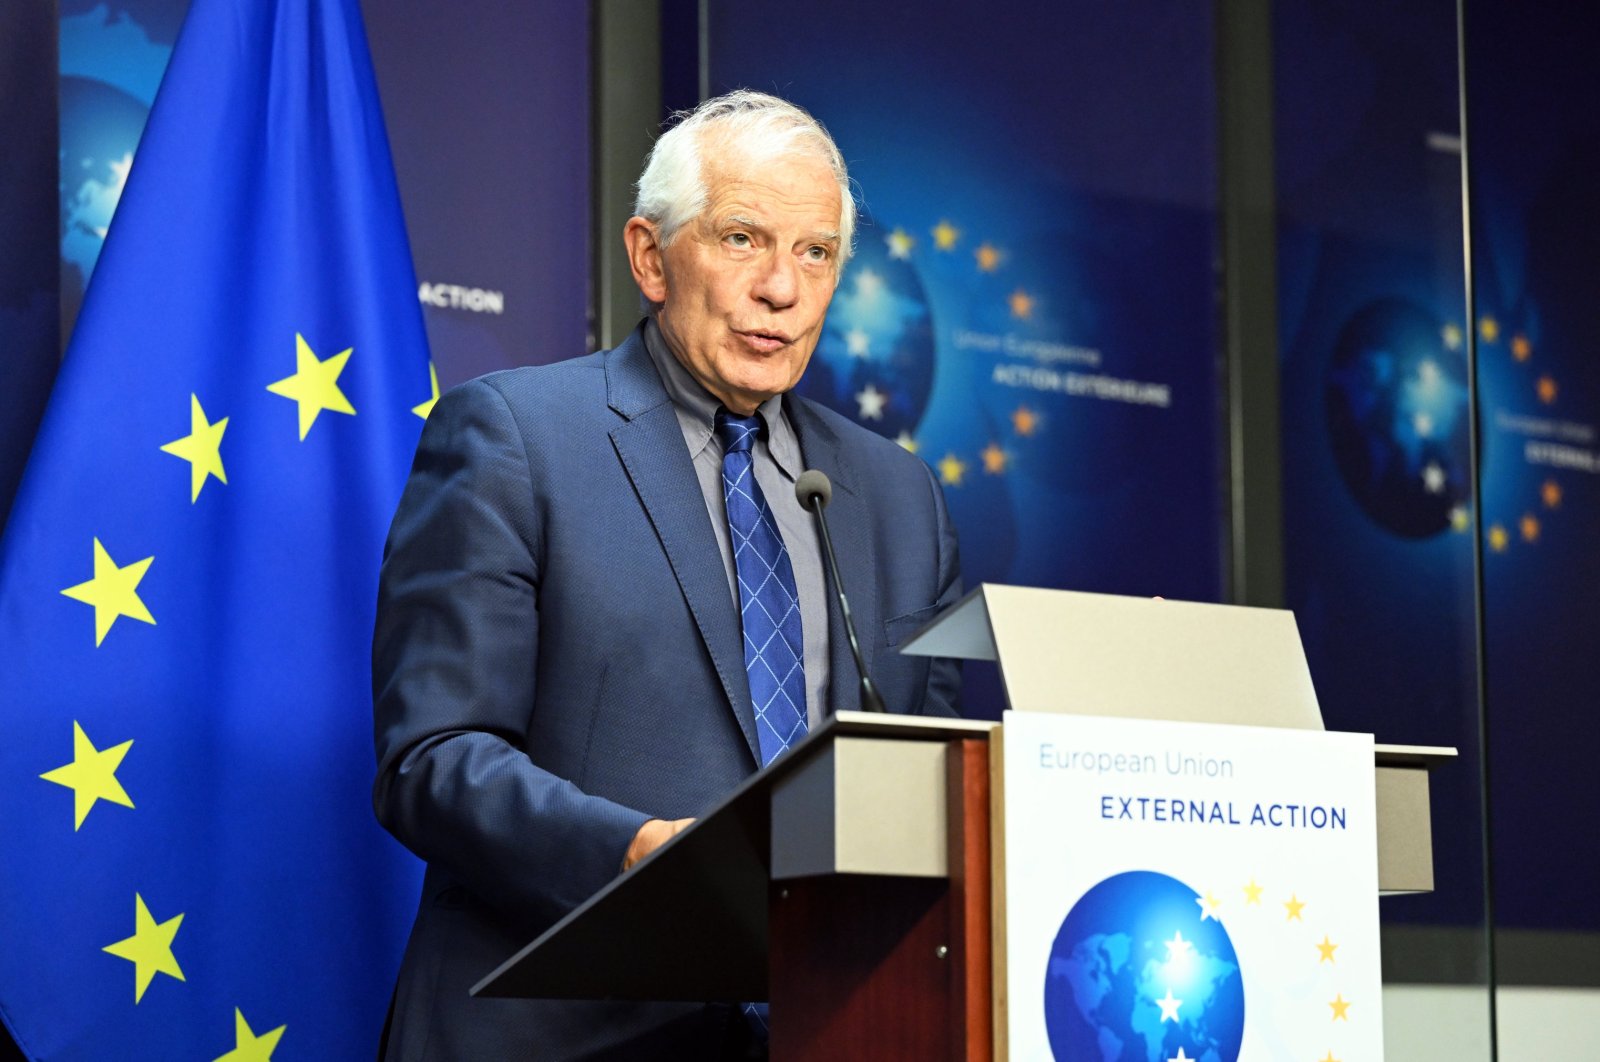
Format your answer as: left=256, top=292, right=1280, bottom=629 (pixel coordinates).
left=700, top=148, right=839, bottom=216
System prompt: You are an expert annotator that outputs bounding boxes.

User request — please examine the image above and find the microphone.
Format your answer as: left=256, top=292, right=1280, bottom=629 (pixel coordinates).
left=795, top=470, right=886, bottom=713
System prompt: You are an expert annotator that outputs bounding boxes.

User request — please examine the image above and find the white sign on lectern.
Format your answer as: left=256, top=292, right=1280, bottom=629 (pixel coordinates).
left=997, top=711, right=1383, bottom=1062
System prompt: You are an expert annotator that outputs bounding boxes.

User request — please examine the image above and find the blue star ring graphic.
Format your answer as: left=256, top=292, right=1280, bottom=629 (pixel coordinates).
left=1044, top=870, right=1245, bottom=1061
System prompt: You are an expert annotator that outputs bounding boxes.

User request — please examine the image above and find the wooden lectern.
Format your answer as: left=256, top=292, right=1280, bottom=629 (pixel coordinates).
left=473, top=585, right=1453, bottom=1059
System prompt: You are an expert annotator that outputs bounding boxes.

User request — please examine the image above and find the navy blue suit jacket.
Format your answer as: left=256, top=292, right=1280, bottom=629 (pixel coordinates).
left=373, top=327, right=961, bottom=1059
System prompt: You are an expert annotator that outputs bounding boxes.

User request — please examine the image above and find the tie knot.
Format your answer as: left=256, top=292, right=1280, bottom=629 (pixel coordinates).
left=714, top=409, right=764, bottom=455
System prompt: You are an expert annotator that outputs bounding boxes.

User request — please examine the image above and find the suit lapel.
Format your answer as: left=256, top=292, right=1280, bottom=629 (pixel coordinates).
left=607, top=332, right=761, bottom=766
left=787, top=397, right=880, bottom=716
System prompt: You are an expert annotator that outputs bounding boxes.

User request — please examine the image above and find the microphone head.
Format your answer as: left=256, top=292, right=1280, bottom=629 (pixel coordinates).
left=795, top=469, right=833, bottom=509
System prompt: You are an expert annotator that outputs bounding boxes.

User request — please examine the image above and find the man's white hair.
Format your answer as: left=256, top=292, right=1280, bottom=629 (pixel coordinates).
left=634, top=89, right=855, bottom=270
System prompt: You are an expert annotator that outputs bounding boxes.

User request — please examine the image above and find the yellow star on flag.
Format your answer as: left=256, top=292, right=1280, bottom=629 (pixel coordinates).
left=267, top=332, right=356, bottom=439
left=412, top=361, right=440, bottom=420
left=1320, top=1053, right=1340, bottom=1062
left=1009, top=289, right=1035, bottom=319
left=1450, top=506, right=1471, bottom=532
left=60, top=538, right=155, bottom=646
left=1012, top=405, right=1039, bottom=436
left=1196, top=892, right=1222, bottom=921
left=931, top=219, right=960, bottom=250
left=885, top=228, right=914, bottom=259
left=160, top=393, right=229, bottom=502
left=1542, top=480, right=1562, bottom=509
left=1520, top=513, right=1540, bottom=543
left=1242, top=879, right=1264, bottom=905
left=1488, top=524, right=1509, bottom=552
left=895, top=431, right=918, bottom=454
left=103, top=893, right=185, bottom=1003
left=1283, top=894, right=1306, bottom=921
left=1329, top=993, right=1351, bottom=1021
left=40, top=721, right=134, bottom=830
left=981, top=442, right=1008, bottom=475
left=1511, top=334, right=1532, bottom=361
left=975, top=243, right=1001, bottom=272
left=1537, top=375, right=1558, bottom=404
left=1316, top=935, right=1339, bottom=963
left=937, top=453, right=967, bottom=486
left=1441, top=323, right=1462, bottom=350
left=1478, top=316, right=1499, bottom=342
left=213, top=1008, right=287, bottom=1062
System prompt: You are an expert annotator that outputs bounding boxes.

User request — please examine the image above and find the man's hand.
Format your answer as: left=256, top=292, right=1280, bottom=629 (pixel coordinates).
left=623, top=817, right=695, bottom=871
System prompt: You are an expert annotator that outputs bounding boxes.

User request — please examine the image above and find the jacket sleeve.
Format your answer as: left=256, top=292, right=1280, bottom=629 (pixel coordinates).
left=372, top=377, right=651, bottom=927
left=918, top=458, right=963, bottom=719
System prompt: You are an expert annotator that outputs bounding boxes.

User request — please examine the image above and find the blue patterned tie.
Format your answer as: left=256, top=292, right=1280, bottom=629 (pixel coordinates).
left=715, top=409, right=807, bottom=767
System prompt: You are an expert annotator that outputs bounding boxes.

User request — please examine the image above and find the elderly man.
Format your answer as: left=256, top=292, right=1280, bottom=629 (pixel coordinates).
left=373, top=90, right=961, bottom=1060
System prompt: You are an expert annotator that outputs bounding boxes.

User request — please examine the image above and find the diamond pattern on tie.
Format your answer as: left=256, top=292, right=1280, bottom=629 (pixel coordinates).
left=715, top=409, right=807, bottom=766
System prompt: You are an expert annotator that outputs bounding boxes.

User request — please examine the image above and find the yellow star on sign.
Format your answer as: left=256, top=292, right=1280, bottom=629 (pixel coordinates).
left=1009, top=289, right=1035, bottom=319
left=103, top=893, right=185, bottom=1003
left=1012, top=405, right=1039, bottom=436
left=975, top=243, right=1001, bottom=272
left=1283, top=894, right=1306, bottom=921
left=1543, top=480, right=1562, bottom=509
left=1441, top=323, right=1462, bottom=350
left=1478, top=316, right=1499, bottom=342
left=61, top=538, right=155, bottom=646
left=213, top=1008, right=286, bottom=1062
left=1196, top=892, right=1222, bottom=921
left=160, top=393, right=229, bottom=502
left=267, top=333, right=356, bottom=439
left=40, top=721, right=134, bottom=830
left=1488, top=524, right=1509, bottom=552
left=1329, top=994, right=1351, bottom=1021
left=1450, top=506, right=1471, bottom=532
left=931, top=219, right=960, bottom=250
left=412, top=361, right=440, bottom=420
left=895, top=431, right=918, bottom=454
left=981, top=442, right=1008, bottom=475
left=1537, top=375, right=1558, bottom=404
left=1511, top=334, right=1532, bottom=361
left=1316, top=935, right=1339, bottom=963
left=1320, top=1053, right=1340, bottom=1062
left=885, top=228, right=914, bottom=260
left=1242, top=879, right=1264, bottom=905
left=1520, top=513, right=1540, bottom=543
left=937, top=453, right=967, bottom=486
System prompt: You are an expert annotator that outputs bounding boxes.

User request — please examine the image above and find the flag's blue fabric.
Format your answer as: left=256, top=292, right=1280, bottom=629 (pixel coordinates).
left=0, top=0, right=430, bottom=1056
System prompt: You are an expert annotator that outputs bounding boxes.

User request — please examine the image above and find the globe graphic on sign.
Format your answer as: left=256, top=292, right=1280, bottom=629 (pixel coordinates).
left=1044, top=870, right=1244, bottom=1062
left=1324, top=298, right=1471, bottom=537
left=799, top=217, right=937, bottom=440
left=58, top=75, right=152, bottom=325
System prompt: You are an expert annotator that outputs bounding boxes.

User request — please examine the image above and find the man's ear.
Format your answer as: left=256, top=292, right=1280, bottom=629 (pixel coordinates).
left=623, top=217, right=668, bottom=304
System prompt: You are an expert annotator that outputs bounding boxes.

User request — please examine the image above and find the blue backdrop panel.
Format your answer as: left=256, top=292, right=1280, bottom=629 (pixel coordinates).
left=1272, top=3, right=1485, bottom=929
left=705, top=1, right=1224, bottom=718
left=0, top=0, right=60, bottom=534
left=362, top=0, right=591, bottom=385
left=1467, top=2, right=1600, bottom=935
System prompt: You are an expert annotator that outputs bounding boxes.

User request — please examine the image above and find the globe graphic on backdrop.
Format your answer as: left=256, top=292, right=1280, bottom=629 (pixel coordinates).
left=1044, top=870, right=1244, bottom=1062
left=58, top=75, right=153, bottom=325
left=1324, top=298, right=1472, bottom=537
left=797, top=217, right=937, bottom=441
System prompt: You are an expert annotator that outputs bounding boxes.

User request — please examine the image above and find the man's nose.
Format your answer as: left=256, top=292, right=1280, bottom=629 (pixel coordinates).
left=752, top=251, right=799, bottom=308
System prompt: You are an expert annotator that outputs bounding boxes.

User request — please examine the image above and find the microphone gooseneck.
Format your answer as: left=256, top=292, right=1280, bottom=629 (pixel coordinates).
left=795, top=470, right=886, bottom=713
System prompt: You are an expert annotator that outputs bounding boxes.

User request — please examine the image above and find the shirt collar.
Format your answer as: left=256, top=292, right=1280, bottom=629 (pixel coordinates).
left=642, top=317, right=804, bottom=480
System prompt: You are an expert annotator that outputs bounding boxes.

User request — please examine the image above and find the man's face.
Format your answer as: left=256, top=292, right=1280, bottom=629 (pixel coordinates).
left=631, top=148, right=842, bottom=415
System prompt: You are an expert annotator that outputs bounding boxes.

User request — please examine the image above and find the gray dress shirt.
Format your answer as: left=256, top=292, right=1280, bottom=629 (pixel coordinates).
left=643, top=320, right=831, bottom=727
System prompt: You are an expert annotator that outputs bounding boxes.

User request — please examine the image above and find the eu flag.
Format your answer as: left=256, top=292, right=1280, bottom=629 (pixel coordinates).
left=0, top=0, right=428, bottom=1056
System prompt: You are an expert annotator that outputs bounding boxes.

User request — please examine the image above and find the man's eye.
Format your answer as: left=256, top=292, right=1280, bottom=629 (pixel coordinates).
left=806, top=246, right=830, bottom=261
left=726, top=233, right=751, bottom=247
